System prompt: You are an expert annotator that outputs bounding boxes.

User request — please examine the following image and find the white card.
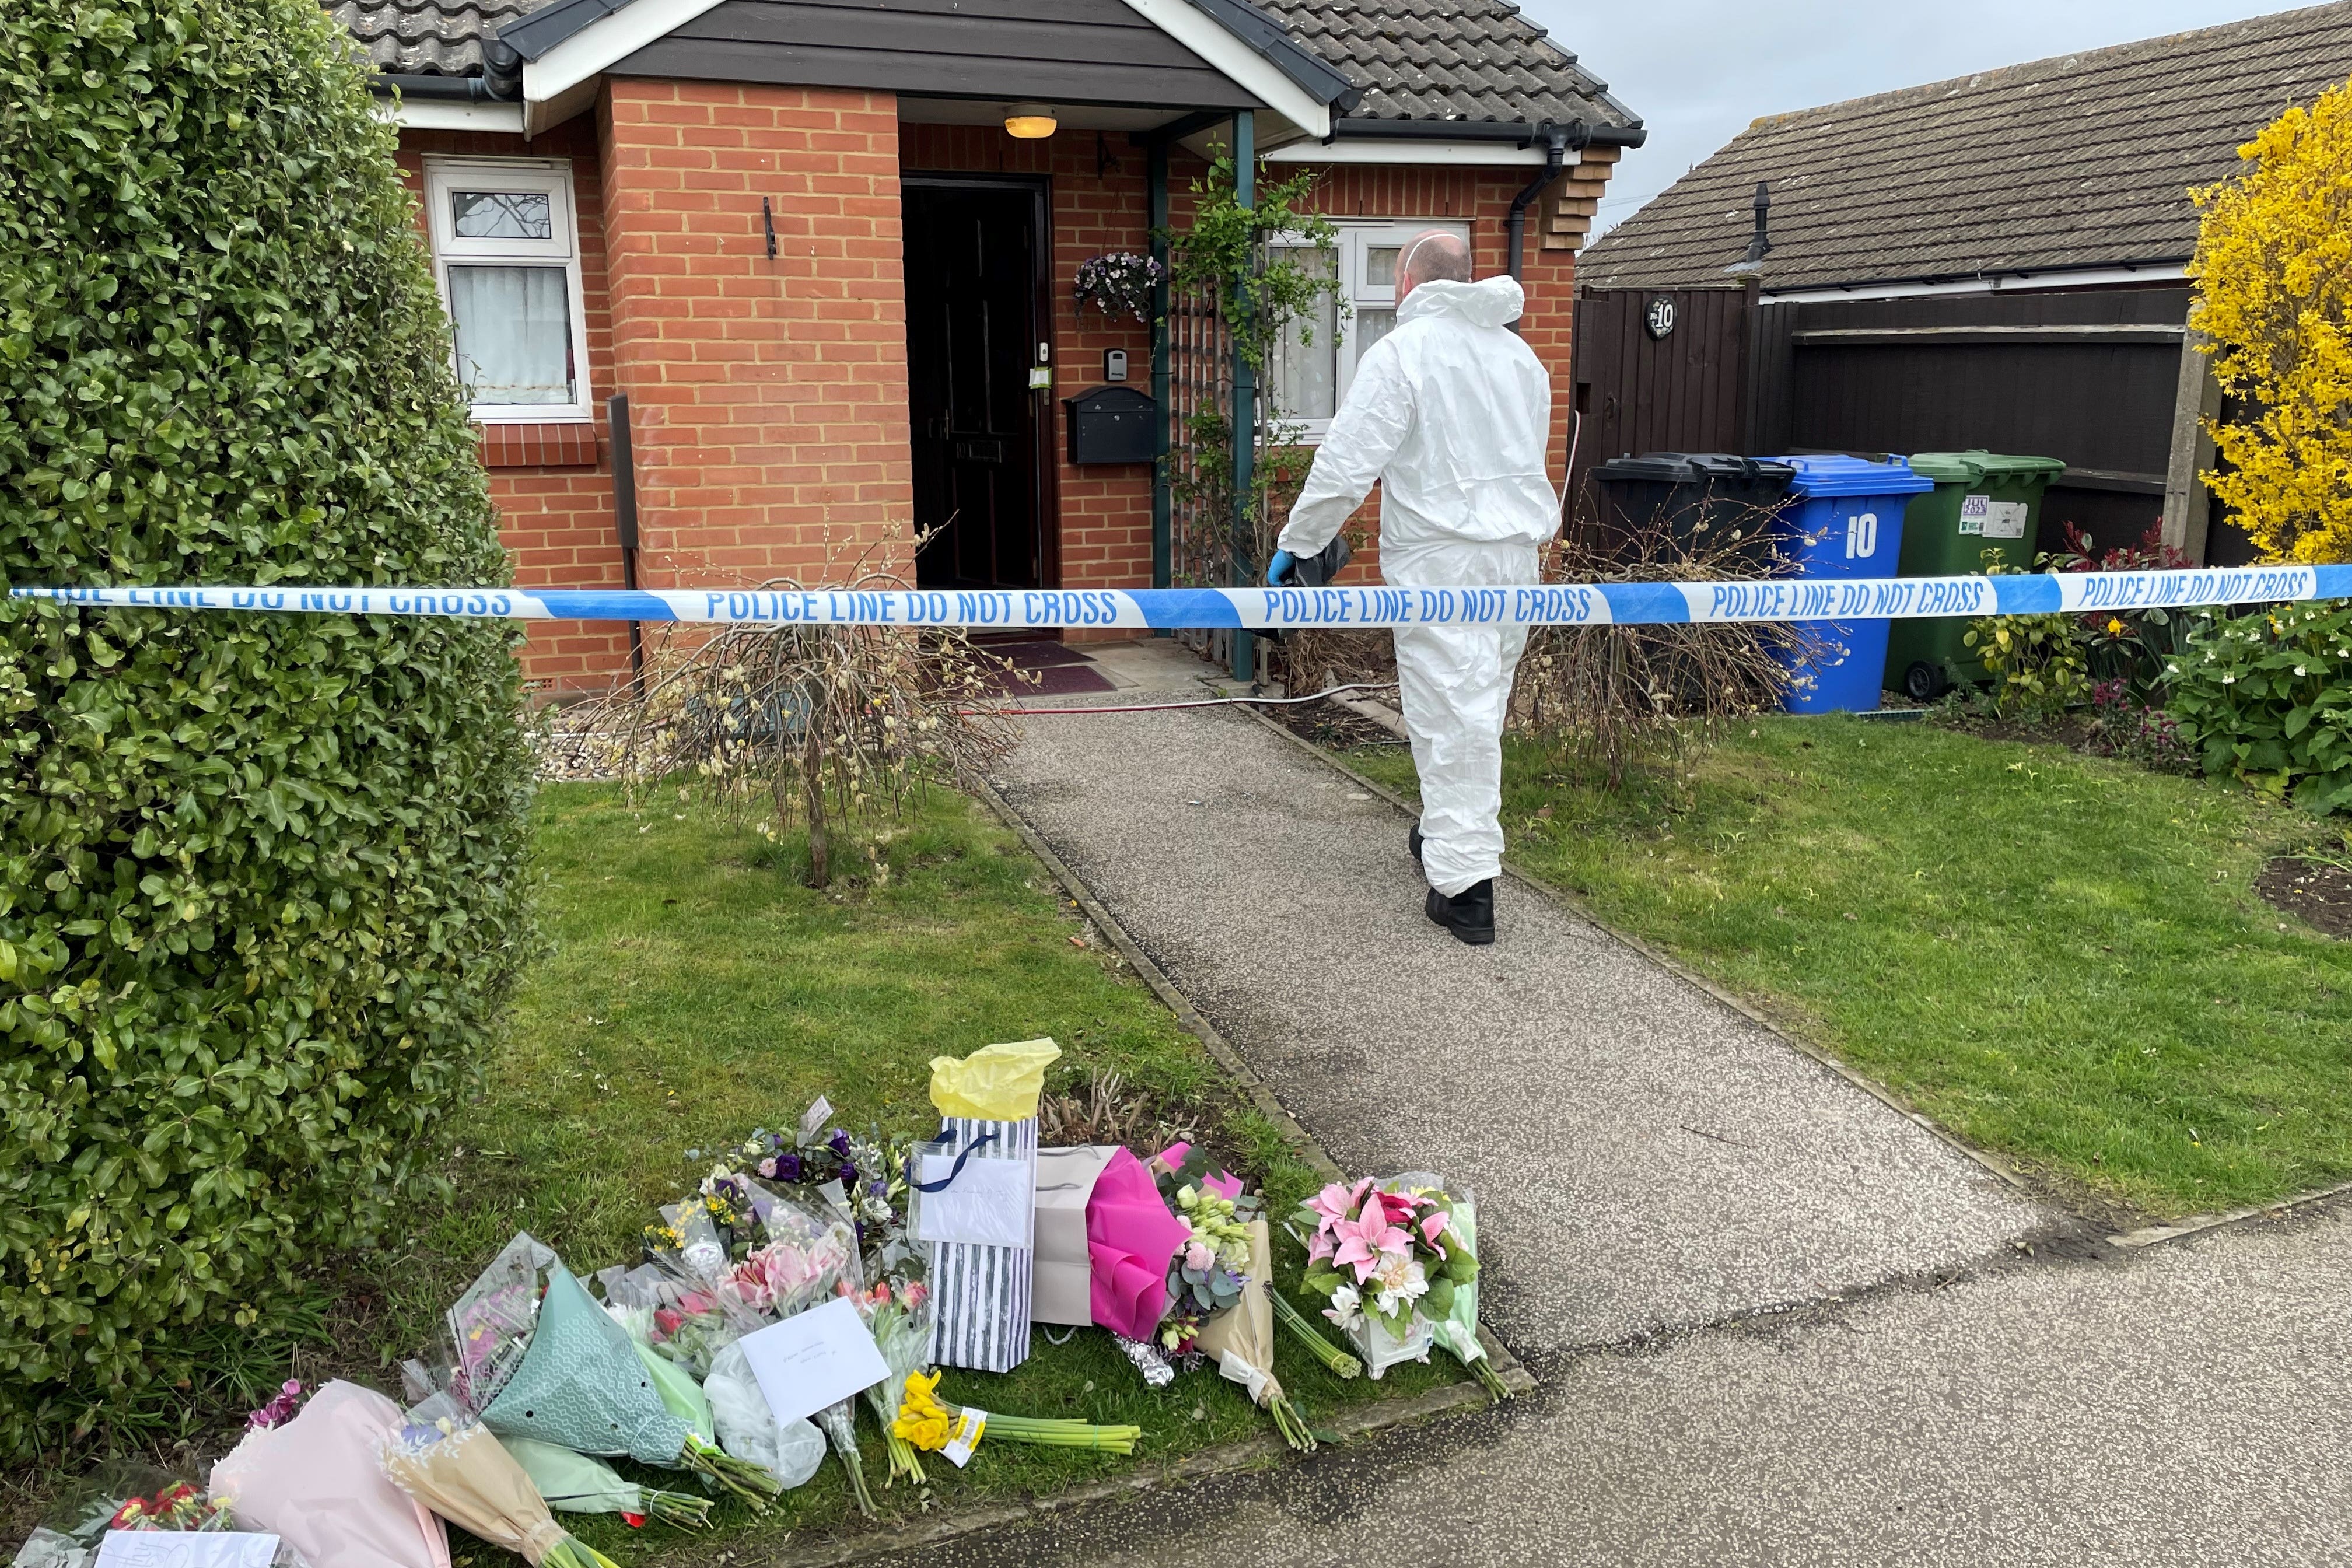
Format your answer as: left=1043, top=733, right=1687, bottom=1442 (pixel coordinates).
left=914, top=1154, right=1032, bottom=1249
left=96, top=1535, right=279, bottom=1568
left=736, top=1296, right=890, bottom=1427
left=796, top=1097, right=833, bottom=1145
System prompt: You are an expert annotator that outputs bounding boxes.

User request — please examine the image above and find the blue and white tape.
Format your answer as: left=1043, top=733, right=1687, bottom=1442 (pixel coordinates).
left=10, top=564, right=2341, bottom=629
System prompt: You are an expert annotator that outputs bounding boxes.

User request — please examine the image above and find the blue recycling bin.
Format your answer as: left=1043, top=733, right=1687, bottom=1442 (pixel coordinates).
left=1766, top=455, right=1936, bottom=714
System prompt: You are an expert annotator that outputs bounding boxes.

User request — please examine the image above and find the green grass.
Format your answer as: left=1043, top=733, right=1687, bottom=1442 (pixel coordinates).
left=1345, top=719, right=2352, bottom=1219
left=354, top=783, right=1452, bottom=1560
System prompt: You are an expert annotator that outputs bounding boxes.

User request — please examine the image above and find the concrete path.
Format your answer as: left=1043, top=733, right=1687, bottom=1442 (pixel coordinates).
left=999, top=643, right=2046, bottom=1351
left=883, top=1203, right=2352, bottom=1566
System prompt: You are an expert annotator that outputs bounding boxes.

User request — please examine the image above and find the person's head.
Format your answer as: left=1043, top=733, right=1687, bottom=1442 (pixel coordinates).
left=1394, top=229, right=1471, bottom=302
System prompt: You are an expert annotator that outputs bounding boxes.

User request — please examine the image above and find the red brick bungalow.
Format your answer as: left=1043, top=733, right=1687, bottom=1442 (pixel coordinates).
left=331, top=0, right=1644, bottom=694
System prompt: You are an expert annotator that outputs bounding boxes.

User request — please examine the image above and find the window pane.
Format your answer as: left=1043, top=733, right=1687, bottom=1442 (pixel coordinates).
left=447, top=265, right=575, bottom=405
left=1355, top=309, right=1396, bottom=355
left=452, top=190, right=552, bottom=241
left=1365, top=246, right=1401, bottom=289
left=1269, top=250, right=1337, bottom=422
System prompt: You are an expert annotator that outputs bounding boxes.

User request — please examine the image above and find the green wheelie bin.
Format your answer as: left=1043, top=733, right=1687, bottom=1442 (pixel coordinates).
left=1883, top=450, right=2068, bottom=701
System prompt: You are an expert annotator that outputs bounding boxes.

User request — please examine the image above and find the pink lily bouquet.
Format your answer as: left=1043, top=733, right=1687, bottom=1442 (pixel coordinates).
left=1295, top=1177, right=1480, bottom=1380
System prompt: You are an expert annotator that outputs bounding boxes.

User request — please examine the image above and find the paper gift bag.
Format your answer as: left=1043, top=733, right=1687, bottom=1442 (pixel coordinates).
left=914, top=1115, right=1040, bottom=1371
left=1032, top=1145, right=1116, bottom=1328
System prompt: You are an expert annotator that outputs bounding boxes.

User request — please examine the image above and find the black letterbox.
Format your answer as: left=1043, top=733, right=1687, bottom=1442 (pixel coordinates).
left=1063, top=386, right=1158, bottom=466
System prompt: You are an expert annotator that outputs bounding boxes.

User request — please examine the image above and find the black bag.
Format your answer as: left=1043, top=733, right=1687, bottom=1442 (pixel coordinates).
left=1254, top=535, right=1354, bottom=644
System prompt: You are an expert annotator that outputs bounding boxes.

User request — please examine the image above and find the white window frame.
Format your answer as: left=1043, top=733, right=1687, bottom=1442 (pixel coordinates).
left=422, top=156, right=594, bottom=424
left=1267, top=220, right=1470, bottom=443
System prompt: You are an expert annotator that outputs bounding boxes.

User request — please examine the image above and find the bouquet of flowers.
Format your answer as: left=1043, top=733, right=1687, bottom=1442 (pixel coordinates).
left=1192, top=1217, right=1317, bottom=1452
left=497, top=1438, right=712, bottom=1530
left=380, top=1396, right=622, bottom=1568
left=11, top=1465, right=290, bottom=1568
left=211, top=1380, right=453, bottom=1568
left=475, top=1264, right=780, bottom=1510
left=701, top=1100, right=915, bottom=1272
left=853, top=1274, right=935, bottom=1486
left=1381, top=1172, right=1506, bottom=1401
left=1295, top=1176, right=1479, bottom=1380
left=1073, top=251, right=1166, bottom=323
left=1149, top=1146, right=1256, bottom=1356
left=891, top=1372, right=1142, bottom=1460
left=446, top=1234, right=559, bottom=1412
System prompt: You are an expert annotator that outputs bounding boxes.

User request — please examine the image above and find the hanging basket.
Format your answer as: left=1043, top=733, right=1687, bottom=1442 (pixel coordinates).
left=1073, top=251, right=1166, bottom=324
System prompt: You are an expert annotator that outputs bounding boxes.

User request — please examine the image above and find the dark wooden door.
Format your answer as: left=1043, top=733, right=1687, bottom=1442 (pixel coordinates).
left=905, top=181, right=1047, bottom=590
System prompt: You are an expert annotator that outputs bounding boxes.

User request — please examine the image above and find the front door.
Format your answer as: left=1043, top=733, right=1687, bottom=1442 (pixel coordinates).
left=904, top=179, right=1050, bottom=590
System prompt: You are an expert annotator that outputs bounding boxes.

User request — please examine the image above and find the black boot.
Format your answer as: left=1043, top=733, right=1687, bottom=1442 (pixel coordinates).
left=1409, top=823, right=1423, bottom=864
left=1425, top=879, right=1495, bottom=946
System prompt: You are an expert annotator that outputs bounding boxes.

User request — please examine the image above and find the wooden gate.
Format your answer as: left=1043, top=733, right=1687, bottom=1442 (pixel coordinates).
left=1569, top=282, right=1764, bottom=523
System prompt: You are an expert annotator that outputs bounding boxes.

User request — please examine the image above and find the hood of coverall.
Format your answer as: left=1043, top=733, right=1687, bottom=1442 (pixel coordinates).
left=1395, top=275, right=1525, bottom=331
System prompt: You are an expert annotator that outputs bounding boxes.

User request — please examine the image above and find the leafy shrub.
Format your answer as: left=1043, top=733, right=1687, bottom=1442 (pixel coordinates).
left=2189, top=77, right=2352, bottom=564
left=2087, top=678, right=2199, bottom=774
left=2165, top=601, right=2352, bottom=812
left=0, top=0, right=533, bottom=1454
left=1964, top=612, right=2092, bottom=723
left=2048, top=522, right=2196, bottom=700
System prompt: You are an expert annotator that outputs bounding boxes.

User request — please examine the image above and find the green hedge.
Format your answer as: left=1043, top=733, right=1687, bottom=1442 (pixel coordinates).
left=0, top=0, right=533, bottom=1453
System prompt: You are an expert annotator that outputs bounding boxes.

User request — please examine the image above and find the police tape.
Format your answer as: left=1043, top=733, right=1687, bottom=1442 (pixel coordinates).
left=12, top=564, right=2348, bottom=629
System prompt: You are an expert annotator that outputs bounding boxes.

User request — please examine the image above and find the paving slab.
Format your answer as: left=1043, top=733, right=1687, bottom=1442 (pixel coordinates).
left=992, top=656, right=2046, bottom=1353
left=876, top=1205, right=2352, bottom=1567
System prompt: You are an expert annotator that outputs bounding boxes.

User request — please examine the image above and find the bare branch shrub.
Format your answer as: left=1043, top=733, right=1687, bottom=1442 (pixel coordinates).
left=1514, top=487, right=1808, bottom=789
left=555, top=548, right=1018, bottom=888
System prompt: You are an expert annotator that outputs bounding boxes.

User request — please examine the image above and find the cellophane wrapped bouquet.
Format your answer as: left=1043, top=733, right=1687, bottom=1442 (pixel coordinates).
left=853, top=1272, right=934, bottom=1486
left=646, top=1170, right=878, bottom=1516
left=379, top=1394, right=621, bottom=1568
left=9, top=1464, right=291, bottom=1568
left=1295, top=1176, right=1480, bottom=1380
left=1382, top=1171, right=1506, bottom=1401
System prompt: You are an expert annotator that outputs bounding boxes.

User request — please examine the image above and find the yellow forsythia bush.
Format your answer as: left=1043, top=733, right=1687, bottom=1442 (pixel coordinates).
left=2189, top=77, right=2352, bottom=564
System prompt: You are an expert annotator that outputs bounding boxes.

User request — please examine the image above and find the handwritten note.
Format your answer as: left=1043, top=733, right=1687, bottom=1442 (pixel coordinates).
left=735, top=1296, right=889, bottom=1427
left=96, top=1535, right=279, bottom=1568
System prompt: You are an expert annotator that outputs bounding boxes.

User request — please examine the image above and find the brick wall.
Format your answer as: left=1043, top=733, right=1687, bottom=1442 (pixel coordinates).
left=598, top=80, right=913, bottom=596
left=397, top=122, right=635, bottom=698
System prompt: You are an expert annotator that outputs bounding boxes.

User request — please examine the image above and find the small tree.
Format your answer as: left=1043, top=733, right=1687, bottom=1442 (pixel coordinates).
left=2189, top=77, right=2352, bottom=564
left=0, top=0, right=534, bottom=1453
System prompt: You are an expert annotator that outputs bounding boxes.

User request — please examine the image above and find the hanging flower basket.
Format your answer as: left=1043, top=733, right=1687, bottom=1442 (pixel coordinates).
left=1074, top=251, right=1166, bottom=323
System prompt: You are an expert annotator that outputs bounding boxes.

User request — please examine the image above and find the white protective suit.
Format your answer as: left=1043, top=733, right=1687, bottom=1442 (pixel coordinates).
left=1276, top=275, right=1558, bottom=898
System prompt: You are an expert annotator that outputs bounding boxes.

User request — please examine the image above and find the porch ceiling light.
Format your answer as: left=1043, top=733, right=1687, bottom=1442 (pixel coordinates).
left=1004, top=103, right=1058, bottom=139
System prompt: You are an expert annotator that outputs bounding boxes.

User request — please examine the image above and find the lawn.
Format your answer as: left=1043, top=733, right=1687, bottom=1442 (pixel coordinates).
left=344, top=782, right=1452, bottom=1559
left=1343, top=718, right=2352, bottom=1219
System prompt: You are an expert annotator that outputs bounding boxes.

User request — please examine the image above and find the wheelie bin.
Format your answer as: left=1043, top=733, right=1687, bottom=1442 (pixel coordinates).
left=1882, top=450, right=2068, bottom=700
left=1765, top=454, right=1936, bottom=713
left=1588, top=453, right=1796, bottom=570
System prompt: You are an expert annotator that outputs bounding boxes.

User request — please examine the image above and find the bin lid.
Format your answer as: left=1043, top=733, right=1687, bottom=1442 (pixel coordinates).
left=1594, top=453, right=1797, bottom=487
left=1905, top=450, right=2068, bottom=484
left=1765, top=454, right=1936, bottom=498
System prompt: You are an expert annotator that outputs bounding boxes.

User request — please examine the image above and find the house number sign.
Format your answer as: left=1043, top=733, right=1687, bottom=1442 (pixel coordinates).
left=1644, top=296, right=1677, bottom=340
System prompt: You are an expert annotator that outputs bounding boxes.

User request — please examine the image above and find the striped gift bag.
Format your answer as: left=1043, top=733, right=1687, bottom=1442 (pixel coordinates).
left=921, top=1115, right=1038, bottom=1373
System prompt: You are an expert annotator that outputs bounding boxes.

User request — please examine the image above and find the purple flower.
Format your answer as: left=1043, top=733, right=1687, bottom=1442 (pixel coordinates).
left=776, top=1152, right=804, bottom=1182
left=828, top=1129, right=852, bottom=1157
left=838, top=1161, right=858, bottom=1185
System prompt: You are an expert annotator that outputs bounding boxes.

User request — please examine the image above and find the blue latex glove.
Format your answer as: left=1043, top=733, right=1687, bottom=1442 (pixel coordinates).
left=1265, top=550, right=1297, bottom=587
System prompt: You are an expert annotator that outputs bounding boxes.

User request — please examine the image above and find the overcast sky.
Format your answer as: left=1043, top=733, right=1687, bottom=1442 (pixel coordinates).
left=1529, top=0, right=2308, bottom=237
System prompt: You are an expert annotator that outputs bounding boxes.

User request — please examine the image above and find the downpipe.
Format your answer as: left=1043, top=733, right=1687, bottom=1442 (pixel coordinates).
left=1506, top=121, right=1584, bottom=290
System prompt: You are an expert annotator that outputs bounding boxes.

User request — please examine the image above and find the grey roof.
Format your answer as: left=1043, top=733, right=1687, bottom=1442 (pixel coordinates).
left=1580, top=2, right=2352, bottom=293
left=1254, top=0, right=1641, bottom=132
left=332, top=0, right=534, bottom=74
left=332, top=0, right=1642, bottom=137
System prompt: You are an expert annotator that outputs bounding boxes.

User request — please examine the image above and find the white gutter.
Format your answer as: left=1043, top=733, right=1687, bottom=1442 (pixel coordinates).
left=1265, top=141, right=1574, bottom=168
left=1763, top=263, right=2188, bottom=304
left=379, top=97, right=527, bottom=135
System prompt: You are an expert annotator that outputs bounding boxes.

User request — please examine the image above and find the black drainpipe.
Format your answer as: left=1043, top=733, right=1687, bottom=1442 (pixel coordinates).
left=607, top=393, right=646, bottom=688
left=1507, top=121, right=1583, bottom=286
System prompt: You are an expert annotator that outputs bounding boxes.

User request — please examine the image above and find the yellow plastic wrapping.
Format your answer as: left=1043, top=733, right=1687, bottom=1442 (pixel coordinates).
left=928, top=1038, right=1062, bottom=1121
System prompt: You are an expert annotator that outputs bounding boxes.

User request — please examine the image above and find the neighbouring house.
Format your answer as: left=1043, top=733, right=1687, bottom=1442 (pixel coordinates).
left=1569, top=2, right=2352, bottom=565
left=329, top=0, right=1646, bottom=695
